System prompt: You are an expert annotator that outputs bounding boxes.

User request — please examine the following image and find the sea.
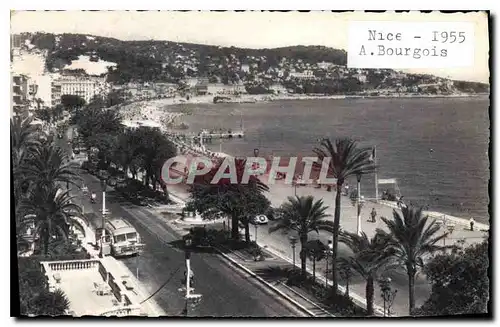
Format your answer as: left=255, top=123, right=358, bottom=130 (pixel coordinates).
left=165, top=96, right=491, bottom=224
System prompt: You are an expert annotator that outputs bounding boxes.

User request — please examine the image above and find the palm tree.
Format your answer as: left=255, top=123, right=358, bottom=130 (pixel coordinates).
left=18, top=186, right=84, bottom=256
left=339, top=230, right=393, bottom=315
left=21, top=143, right=80, bottom=190
left=269, top=195, right=333, bottom=278
left=313, top=138, right=376, bottom=291
left=31, top=288, right=71, bottom=316
left=188, top=158, right=269, bottom=241
left=379, top=206, right=448, bottom=315
left=11, top=116, right=41, bottom=205
left=11, top=116, right=40, bottom=168
left=303, top=239, right=327, bottom=281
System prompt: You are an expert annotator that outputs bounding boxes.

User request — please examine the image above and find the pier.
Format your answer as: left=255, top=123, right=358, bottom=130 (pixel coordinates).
left=190, top=130, right=245, bottom=141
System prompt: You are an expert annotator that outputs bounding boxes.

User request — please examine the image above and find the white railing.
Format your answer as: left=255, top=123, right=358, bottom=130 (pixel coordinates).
left=45, top=259, right=100, bottom=271
left=97, top=305, right=141, bottom=317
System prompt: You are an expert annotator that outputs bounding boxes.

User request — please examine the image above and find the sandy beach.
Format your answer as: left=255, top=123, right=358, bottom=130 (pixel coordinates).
left=117, top=94, right=489, bottom=229
left=118, top=92, right=484, bottom=127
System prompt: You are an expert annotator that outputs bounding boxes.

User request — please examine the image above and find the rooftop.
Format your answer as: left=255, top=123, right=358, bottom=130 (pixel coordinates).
left=41, top=259, right=141, bottom=317
left=57, top=269, right=117, bottom=316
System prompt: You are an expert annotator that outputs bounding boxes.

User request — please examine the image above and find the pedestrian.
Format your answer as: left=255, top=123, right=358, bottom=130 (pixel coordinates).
left=469, top=217, right=475, bottom=231
left=370, top=208, right=377, bottom=223
left=344, top=183, right=349, bottom=196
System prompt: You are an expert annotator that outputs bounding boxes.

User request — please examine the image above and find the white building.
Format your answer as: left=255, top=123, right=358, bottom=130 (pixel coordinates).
left=317, top=61, right=334, bottom=70
left=51, top=75, right=107, bottom=105
left=289, top=70, right=315, bottom=80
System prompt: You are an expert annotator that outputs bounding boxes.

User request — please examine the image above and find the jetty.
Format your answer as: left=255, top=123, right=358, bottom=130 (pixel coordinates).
left=189, top=129, right=245, bottom=141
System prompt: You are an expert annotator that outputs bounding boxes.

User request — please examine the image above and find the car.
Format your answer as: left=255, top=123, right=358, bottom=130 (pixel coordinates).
left=252, top=214, right=269, bottom=225
left=98, top=170, right=110, bottom=180
left=107, top=177, right=117, bottom=187
left=73, top=148, right=80, bottom=154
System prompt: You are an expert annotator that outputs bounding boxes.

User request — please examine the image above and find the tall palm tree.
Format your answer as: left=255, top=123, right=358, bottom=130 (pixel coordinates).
left=21, top=143, right=80, bottom=190
left=188, top=158, right=269, bottom=241
left=11, top=116, right=40, bottom=169
left=11, top=117, right=41, bottom=206
left=339, top=230, right=393, bottom=315
left=18, top=186, right=84, bottom=256
left=313, top=138, right=376, bottom=291
left=379, top=206, right=448, bottom=315
left=303, top=239, right=327, bottom=281
left=269, top=195, right=333, bottom=278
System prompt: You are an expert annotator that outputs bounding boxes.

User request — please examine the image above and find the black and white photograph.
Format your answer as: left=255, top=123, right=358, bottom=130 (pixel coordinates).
left=10, top=10, right=491, bottom=318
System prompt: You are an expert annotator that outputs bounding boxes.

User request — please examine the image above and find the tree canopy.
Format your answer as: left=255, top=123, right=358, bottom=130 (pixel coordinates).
left=416, top=240, right=490, bottom=316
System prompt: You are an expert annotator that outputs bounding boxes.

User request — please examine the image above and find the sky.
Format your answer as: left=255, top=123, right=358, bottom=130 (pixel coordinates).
left=10, top=11, right=490, bottom=83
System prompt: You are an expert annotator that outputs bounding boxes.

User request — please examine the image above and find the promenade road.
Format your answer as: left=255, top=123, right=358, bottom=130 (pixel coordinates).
left=72, top=173, right=307, bottom=317
left=167, top=181, right=489, bottom=316
left=58, top=130, right=307, bottom=317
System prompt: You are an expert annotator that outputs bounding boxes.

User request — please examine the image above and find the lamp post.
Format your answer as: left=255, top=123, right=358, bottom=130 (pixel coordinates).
left=444, top=223, right=456, bottom=248
left=289, top=235, right=298, bottom=271
left=356, top=174, right=362, bottom=236
left=254, top=223, right=258, bottom=243
left=379, top=277, right=397, bottom=317
left=325, top=240, right=333, bottom=288
left=184, top=235, right=193, bottom=317
left=99, top=178, right=108, bottom=258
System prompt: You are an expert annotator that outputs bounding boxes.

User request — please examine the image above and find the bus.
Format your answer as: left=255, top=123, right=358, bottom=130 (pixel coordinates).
left=98, top=218, right=144, bottom=257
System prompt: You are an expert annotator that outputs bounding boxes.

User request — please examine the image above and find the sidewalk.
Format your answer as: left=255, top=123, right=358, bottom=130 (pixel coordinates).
left=156, top=212, right=336, bottom=317
left=164, top=183, right=488, bottom=316
left=67, top=180, right=165, bottom=316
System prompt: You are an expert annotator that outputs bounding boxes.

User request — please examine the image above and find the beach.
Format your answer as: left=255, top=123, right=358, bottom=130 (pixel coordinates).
left=118, top=95, right=490, bottom=227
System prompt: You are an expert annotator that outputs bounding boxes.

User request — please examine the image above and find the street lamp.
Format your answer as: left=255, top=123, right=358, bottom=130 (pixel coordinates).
left=99, top=177, right=108, bottom=258
left=378, top=277, right=397, bottom=317
left=356, top=174, right=362, bottom=236
left=184, top=234, right=193, bottom=316
left=181, top=235, right=203, bottom=317
left=325, top=240, right=333, bottom=288
left=254, top=222, right=258, bottom=243
left=443, top=223, right=456, bottom=248
left=289, top=235, right=298, bottom=271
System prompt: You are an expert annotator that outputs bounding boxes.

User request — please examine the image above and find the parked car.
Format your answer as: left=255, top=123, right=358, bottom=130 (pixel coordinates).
left=116, top=176, right=127, bottom=187
left=98, top=170, right=110, bottom=180
left=107, top=177, right=117, bottom=187
left=252, top=214, right=269, bottom=225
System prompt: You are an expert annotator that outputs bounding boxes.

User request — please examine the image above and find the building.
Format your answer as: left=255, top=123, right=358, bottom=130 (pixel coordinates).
left=269, top=83, right=287, bottom=95
left=206, top=83, right=227, bottom=95
left=289, top=70, right=315, bottom=80
left=317, top=61, right=334, bottom=70
left=12, top=74, right=29, bottom=116
left=51, top=75, right=107, bottom=105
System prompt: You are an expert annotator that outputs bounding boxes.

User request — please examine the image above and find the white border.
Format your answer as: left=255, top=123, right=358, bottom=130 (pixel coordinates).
left=2, top=1, right=496, bottom=327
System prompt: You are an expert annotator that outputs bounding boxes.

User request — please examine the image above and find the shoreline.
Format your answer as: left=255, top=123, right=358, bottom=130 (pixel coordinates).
left=119, top=92, right=487, bottom=112
left=118, top=97, right=490, bottom=228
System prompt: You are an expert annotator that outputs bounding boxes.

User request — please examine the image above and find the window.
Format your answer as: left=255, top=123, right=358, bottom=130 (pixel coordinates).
left=126, top=233, right=137, bottom=241
left=114, top=234, right=127, bottom=243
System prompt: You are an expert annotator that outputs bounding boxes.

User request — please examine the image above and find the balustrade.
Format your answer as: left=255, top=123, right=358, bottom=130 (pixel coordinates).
left=48, top=260, right=99, bottom=271
left=99, top=305, right=141, bottom=317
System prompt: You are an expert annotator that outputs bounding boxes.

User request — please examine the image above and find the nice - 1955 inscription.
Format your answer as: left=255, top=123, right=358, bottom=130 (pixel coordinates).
left=357, top=29, right=467, bottom=59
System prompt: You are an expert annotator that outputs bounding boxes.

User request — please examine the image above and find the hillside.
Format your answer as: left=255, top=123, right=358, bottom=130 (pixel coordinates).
left=13, top=32, right=489, bottom=95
